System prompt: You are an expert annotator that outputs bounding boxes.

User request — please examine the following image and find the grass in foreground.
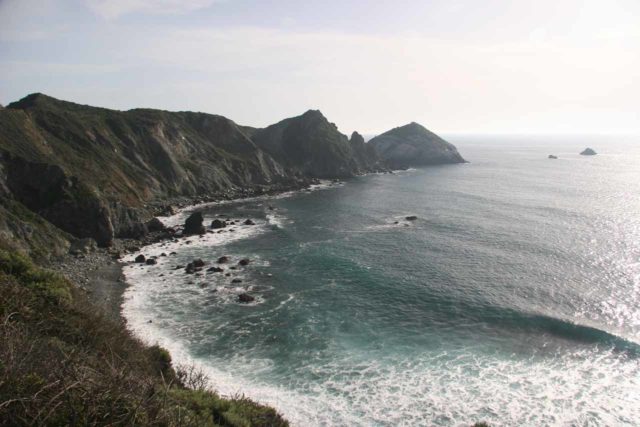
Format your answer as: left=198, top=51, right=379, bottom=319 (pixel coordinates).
left=0, top=249, right=288, bottom=426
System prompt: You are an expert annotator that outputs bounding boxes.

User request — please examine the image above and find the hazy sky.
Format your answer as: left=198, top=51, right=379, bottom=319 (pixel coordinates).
left=1, top=0, right=639, bottom=134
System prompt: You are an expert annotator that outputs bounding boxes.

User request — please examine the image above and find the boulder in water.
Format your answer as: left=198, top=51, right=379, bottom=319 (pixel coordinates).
left=211, top=219, right=226, bottom=229
left=217, top=256, right=230, bottom=264
left=405, top=215, right=418, bottom=221
left=580, top=148, right=597, bottom=156
left=238, top=258, right=250, bottom=266
left=135, top=254, right=146, bottom=263
left=243, top=219, right=255, bottom=225
left=238, top=293, right=255, bottom=303
left=183, top=212, right=205, bottom=235
left=548, top=155, right=558, bottom=159
left=145, top=258, right=157, bottom=265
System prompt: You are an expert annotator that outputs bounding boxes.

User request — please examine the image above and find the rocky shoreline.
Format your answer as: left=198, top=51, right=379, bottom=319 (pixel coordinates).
left=47, top=178, right=332, bottom=324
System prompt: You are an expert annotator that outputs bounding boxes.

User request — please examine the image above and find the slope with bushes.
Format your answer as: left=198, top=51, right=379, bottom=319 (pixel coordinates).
left=0, top=246, right=288, bottom=426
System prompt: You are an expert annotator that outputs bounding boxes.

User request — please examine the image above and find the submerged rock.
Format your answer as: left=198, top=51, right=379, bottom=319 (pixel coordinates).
left=217, top=256, right=230, bottom=264
left=238, top=258, right=250, bottom=266
left=405, top=215, right=418, bottom=221
left=207, top=266, right=224, bottom=273
left=192, top=259, right=206, bottom=268
left=232, top=278, right=242, bottom=283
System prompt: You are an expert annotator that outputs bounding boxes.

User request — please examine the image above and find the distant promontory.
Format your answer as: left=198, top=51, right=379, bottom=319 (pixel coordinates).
left=369, top=122, right=466, bottom=169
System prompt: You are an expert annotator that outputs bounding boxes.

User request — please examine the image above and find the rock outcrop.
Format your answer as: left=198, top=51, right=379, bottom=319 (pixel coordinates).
left=580, top=148, right=597, bottom=156
left=183, top=212, right=205, bottom=235
left=369, top=122, right=465, bottom=169
left=251, top=110, right=385, bottom=178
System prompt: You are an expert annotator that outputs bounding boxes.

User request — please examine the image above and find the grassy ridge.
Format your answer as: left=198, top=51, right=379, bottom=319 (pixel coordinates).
left=0, top=248, right=288, bottom=426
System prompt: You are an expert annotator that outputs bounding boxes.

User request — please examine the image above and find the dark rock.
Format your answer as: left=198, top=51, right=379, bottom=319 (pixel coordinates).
left=238, top=293, right=254, bottom=303
left=207, top=266, right=224, bottom=273
left=183, top=212, right=205, bottom=235
left=580, top=148, right=597, bottom=156
left=238, top=258, right=250, bottom=266
left=192, top=259, right=206, bottom=268
left=405, top=215, right=418, bottom=221
left=232, top=278, right=242, bottom=283
left=243, top=219, right=255, bottom=225
left=146, top=258, right=157, bottom=265
left=161, top=205, right=178, bottom=216
left=211, top=219, right=226, bottom=229
left=146, top=217, right=166, bottom=232
left=135, top=254, right=146, bottom=263
left=217, top=256, right=230, bottom=263
left=225, top=273, right=231, bottom=277
left=548, top=155, right=558, bottom=159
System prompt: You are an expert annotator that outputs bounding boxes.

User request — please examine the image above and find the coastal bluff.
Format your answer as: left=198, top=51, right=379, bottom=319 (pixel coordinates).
left=369, top=122, right=466, bottom=169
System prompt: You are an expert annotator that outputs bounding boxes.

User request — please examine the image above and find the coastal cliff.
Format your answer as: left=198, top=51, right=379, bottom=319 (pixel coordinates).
left=251, top=110, right=384, bottom=178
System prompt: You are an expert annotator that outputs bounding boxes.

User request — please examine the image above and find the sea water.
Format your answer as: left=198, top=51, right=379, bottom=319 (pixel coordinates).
left=122, top=135, right=640, bottom=426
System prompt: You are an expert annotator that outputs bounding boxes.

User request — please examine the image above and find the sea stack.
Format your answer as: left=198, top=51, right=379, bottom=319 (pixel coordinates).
left=369, top=122, right=465, bottom=169
left=580, top=148, right=597, bottom=156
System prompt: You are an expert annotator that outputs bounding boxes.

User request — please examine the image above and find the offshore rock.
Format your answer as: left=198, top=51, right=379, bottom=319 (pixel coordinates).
left=183, top=212, right=205, bottom=235
left=580, top=148, right=597, bottom=156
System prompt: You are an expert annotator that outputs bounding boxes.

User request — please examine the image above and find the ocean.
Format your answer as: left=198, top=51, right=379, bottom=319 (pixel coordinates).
left=122, top=134, right=640, bottom=426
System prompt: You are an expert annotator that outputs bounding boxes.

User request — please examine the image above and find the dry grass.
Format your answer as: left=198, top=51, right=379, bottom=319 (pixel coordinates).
left=0, top=249, right=288, bottom=426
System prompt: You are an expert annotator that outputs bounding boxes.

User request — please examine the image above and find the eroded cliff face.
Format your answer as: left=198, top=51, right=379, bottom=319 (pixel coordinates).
left=0, top=94, right=306, bottom=247
left=369, top=122, right=466, bottom=169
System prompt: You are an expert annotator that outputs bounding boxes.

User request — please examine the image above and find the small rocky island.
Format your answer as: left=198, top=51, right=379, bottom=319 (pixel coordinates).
left=548, top=155, right=558, bottom=159
left=580, top=148, right=597, bottom=156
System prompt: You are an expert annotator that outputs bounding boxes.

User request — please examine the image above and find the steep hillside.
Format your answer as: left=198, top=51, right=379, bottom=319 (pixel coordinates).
left=369, top=122, right=465, bottom=169
left=0, top=246, right=288, bottom=426
left=0, top=94, right=304, bottom=246
left=251, top=110, right=385, bottom=178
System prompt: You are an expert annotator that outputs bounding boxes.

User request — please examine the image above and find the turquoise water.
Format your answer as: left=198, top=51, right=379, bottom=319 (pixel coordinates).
left=123, top=135, right=640, bottom=426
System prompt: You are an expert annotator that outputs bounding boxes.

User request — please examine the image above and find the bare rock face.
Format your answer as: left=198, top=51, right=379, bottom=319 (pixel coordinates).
left=183, top=212, right=205, bottom=235
left=251, top=110, right=385, bottom=178
left=580, top=148, right=597, bottom=156
left=369, top=122, right=466, bottom=169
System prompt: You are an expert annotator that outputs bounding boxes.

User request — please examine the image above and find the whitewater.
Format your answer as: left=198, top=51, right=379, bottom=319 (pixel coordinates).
left=122, top=135, right=640, bottom=426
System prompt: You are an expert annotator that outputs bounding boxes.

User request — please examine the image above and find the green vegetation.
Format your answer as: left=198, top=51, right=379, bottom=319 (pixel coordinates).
left=0, top=247, right=288, bottom=426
